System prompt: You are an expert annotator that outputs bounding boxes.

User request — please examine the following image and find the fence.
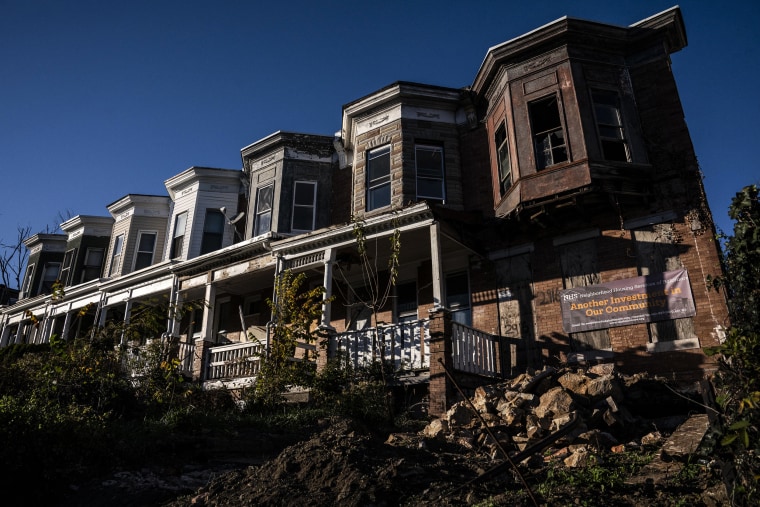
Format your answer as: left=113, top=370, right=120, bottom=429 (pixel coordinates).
left=451, top=322, right=512, bottom=378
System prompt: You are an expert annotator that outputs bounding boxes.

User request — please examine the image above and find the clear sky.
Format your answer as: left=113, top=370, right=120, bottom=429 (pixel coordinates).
left=1, top=0, right=758, bottom=249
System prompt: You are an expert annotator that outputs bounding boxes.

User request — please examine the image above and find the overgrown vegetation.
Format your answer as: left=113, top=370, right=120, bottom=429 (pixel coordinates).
left=706, top=183, right=760, bottom=504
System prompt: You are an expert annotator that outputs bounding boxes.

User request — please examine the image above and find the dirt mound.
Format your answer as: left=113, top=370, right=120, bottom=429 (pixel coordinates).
left=171, top=417, right=495, bottom=506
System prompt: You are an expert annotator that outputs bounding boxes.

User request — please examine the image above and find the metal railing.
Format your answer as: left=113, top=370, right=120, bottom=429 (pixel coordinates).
left=334, top=319, right=430, bottom=371
left=206, top=341, right=262, bottom=380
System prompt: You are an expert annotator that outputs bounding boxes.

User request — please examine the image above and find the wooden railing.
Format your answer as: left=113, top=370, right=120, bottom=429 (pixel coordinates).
left=206, top=341, right=262, bottom=380
left=176, top=339, right=196, bottom=376
left=334, top=319, right=430, bottom=371
left=452, top=322, right=508, bottom=378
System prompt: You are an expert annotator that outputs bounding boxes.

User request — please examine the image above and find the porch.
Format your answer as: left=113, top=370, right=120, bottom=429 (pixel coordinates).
left=173, top=310, right=522, bottom=415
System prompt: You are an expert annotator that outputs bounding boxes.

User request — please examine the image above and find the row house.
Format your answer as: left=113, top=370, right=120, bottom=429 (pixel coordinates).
left=0, top=7, right=729, bottom=414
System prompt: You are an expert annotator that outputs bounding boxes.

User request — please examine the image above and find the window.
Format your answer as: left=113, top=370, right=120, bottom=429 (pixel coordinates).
left=445, top=272, right=472, bottom=326
left=109, top=234, right=124, bottom=276
left=254, top=184, right=274, bottom=237
left=81, top=248, right=104, bottom=283
left=200, top=210, right=225, bottom=254
left=134, top=231, right=157, bottom=270
left=415, top=145, right=445, bottom=201
left=170, top=212, right=187, bottom=259
left=21, top=264, right=34, bottom=297
left=60, top=248, right=76, bottom=286
left=38, top=262, right=61, bottom=294
left=529, top=95, right=568, bottom=170
left=366, top=145, right=391, bottom=211
left=292, top=181, right=317, bottom=232
left=591, top=89, right=630, bottom=162
left=395, top=281, right=418, bottom=322
left=494, top=124, right=512, bottom=194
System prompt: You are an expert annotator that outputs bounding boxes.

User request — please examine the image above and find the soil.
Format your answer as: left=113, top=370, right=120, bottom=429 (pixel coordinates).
left=53, top=415, right=728, bottom=507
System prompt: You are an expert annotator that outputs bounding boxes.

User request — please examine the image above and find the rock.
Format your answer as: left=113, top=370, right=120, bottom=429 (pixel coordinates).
left=557, top=371, right=588, bottom=395
left=446, top=402, right=472, bottom=427
left=535, top=386, right=575, bottom=418
left=585, top=374, right=623, bottom=401
left=422, top=419, right=449, bottom=438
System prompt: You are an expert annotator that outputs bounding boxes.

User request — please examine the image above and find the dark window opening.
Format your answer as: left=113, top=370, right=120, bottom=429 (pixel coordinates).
left=592, top=89, right=630, bottom=162
left=292, top=181, right=317, bottom=232
left=135, top=232, right=157, bottom=270
left=200, top=210, right=225, bottom=254
left=415, top=145, right=445, bottom=201
left=494, top=123, right=512, bottom=194
left=529, top=95, right=568, bottom=170
left=171, top=212, right=187, bottom=259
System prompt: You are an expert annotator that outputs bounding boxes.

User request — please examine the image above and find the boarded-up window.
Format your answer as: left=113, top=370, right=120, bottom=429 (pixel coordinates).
left=559, top=239, right=611, bottom=351
left=496, top=252, right=537, bottom=367
left=633, top=224, right=696, bottom=343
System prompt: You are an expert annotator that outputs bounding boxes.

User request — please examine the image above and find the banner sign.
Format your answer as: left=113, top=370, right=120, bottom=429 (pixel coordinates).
left=559, top=269, right=696, bottom=333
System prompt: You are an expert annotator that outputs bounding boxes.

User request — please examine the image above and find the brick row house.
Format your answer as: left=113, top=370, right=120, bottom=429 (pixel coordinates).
left=0, top=7, right=729, bottom=414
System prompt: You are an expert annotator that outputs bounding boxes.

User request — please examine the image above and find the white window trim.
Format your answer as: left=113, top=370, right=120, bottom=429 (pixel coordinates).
left=415, top=144, right=446, bottom=202
left=366, top=145, right=392, bottom=211
left=109, top=234, right=125, bottom=276
left=132, top=230, right=158, bottom=272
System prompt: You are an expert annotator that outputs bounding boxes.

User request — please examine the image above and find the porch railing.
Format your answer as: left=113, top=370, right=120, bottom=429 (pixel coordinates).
left=334, top=319, right=430, bottom=371
left=176, top=339, right=196, bottom=376
left=206, top=341, right=262, bottom=380
left=452, top=322, right=510, bottom=378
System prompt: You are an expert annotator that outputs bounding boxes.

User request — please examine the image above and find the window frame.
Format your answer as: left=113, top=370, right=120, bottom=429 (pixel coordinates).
left=591, top=88, right=631, bottom=163
left=200, top=209, right=225, bottom=255
left=253, top=184, right=275, bottom=237
left=60, top=248, right=77, bottom=286
left=133, top=230, right=158, bottom=271
left=109, top=234, right=125, bottom=276
left=415, top=144, right=445, bottom=202
left=529, top=94, right=569, bottom=170
left=291, top=181, right=317, bottom=232
left=366, top=145, right=391, bottom=211
left=22, top=264, right=35, bottom=297
left=494, top=123, right=512, bottom=195
left=170, top=211, right=188, bottom=259
left=38, top=262, right=61, bottom=294
left=81, top=247, right=104, bottom=283
left=445, top=271, right=472, bottom=327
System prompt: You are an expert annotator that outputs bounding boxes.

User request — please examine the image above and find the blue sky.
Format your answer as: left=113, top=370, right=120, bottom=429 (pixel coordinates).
left=1, top=0, right=758, bottom=250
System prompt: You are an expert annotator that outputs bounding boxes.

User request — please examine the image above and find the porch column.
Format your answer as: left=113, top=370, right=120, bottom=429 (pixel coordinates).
left=166, top=276, right=181, bottom=338
left=430, top=222, right=444, bottom=309
left=120, top=297, right=133, bottom=346
left=320, top=248, right=336, bottom=330
left=0, top=321, right=11, bottom=347
left=61, top=304, right=73, bottom=340
left=428, top=307, right=455, bottom=417
left=200, top=280, right=216, bottom=343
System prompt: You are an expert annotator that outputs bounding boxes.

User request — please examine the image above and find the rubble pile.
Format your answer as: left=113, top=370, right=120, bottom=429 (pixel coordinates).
left=423, top=364, right=705, bottom=468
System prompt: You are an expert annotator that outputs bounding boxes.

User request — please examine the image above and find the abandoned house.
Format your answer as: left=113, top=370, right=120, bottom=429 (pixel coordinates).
left=0, top=6, right=729, bottom=416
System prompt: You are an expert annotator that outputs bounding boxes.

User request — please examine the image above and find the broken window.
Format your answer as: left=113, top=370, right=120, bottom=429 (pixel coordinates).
left=559, top=239, right=611, bottom=351
left=592, top=89, right=630, bottom=162
left=366, top=145, right=391, bottom=211
left=254, top=184, right=274, bottom=237
left=529, top=94, right=568, bottom=170
left=496, top=252, right=537, bottom=367
left=494, top=123, right=512, bottom=194
left=415, top=144, right=445, bottom=202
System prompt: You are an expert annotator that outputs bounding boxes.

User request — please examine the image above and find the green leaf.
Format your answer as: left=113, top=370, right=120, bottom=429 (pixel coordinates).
left=728, top=419, right=751, bottom=430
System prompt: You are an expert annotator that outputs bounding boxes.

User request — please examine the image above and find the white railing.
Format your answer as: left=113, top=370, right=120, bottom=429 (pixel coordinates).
left=451, top=322, right=501, bottom=377
left=334, top=319, right=430, bottom=371
left=206, top=341, right=262, bottom=380
left=176, top=339, right=196, bottom=376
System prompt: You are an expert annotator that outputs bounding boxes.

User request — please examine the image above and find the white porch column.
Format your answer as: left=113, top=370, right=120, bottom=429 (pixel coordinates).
left=61, top=304, right=73, bottom=340
left=120, top=291, right=133, bottom=346
left=200, top=280, right=216, bottom=342
left=320, top=248, right=336, bottom=330
left=166, top=276, right=181, bottom=338
left=430, top=222, right=444, bottom=309
left=0, top=320, right=12, bottom=347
